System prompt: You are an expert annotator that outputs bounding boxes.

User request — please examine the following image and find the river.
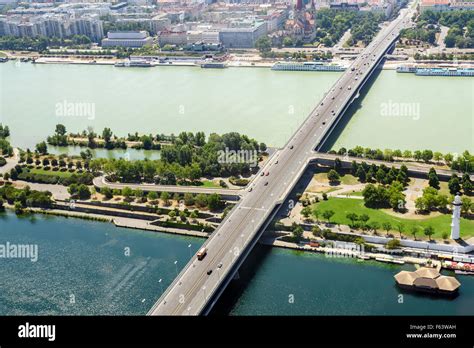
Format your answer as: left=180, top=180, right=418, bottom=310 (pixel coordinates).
left=1, top=62, right=472, bottom=153
left=1, top=211, right=473, bottom=315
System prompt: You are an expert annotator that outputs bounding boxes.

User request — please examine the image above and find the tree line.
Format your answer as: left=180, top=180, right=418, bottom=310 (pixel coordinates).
left=333, top=147, right=473, bottom=173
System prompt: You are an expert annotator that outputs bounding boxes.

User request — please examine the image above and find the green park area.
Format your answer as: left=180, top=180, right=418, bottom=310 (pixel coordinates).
left=197, top=180, right=221, bottom=188
left=312, top=198, right=474, bottom=240
left=30, top=168, right=76, bottom=178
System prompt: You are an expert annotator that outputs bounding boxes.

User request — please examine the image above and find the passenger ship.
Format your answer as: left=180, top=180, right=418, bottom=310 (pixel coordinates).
left=271, top=61, right=346, bottom=72
left=397, top=65, right=474, bottom=77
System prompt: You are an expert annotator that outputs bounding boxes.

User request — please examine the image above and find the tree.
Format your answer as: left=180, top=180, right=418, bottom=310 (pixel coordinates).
left=103, top=128, right=113, bottom=147
left=207, top=193, right=221, bottom=211
left=259, top=143, right=267, bottom=152
left=35, top=141, right=48, bottom=155
left=461, top=197, right=472, bottom=215
left=396, top=224, right=405, bottom=238
left=101, top=187, right=113, bottom=199
left=141, top=135, right=153, bottom=150
left=448, top=174, right=461, bottom=194
left=55, top=124, right=67, bottom=136
left=255, top=36, right=272, bottom=54
left=14, top=201, right=24, bottom=215
left=444, top=153, right=454, bottom=164
left=77, top=184, right=91, bottom=200
left=160, top=191, right=171, bottom=206
left=122, top=186, right=133, bottom=199
left=312, top=224, right=321, bottom=237
left=0, top=198, right=4, bottom=211
left=322, top=210, right=335, bottom=223
left=9, top=168, right=18, bottom=180
left=292, top=225, right=304, bottom=242
left=283, top=36, right=293, bottom=47
left=327, top=169, right=340, bottom=184
left=313, top=207, right=320, bottom=222
left=356, top=166, right=367, bottom=182
left=147, top=191, right=158, bottom=201
left=369, top=221, right=380, bottom=233
left=375, top=168, right=386, bottom=184
left=195, top=193, right=208, bottom=208
left=301, top=206, right=312, bottom=219
left=386, top=239, right=401, bottom=250
left=428, top=168, right=439, bottom=189
left=183, top=193, right=195, bottom=206
left=424, top=225, right=435, bottom=240
left=462, top=173, right=472, bottom=195
left=346, top=212, right=358, bottom=227
left=421, top=150, right=433, bottom=163
left=359, top=214, right=370, bottom=227
left=403, top=150, right=412, bottom=159
left=382, top=222, right=392, bottom=236
left=433, top=152, right=443, bottom=163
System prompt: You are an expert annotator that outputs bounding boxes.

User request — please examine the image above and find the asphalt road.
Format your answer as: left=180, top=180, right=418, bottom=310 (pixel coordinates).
left=148, top=6, right=417, bottom=316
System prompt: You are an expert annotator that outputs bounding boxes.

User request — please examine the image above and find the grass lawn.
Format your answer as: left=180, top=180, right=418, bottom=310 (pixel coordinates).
left=201, top=180, right=221, bottom=188
left=348, top=190, right=364, bottom=196
left=30, top=168, right=75, bottom=178
left=339, top=174, right=359, bottom=185
left=312, top=198, right=474, bottom=240
left=177, top=180, right=221, bottom=188
left=313, top=172, right=359, bottom=186
left=313, top=173, right=328, bottom=183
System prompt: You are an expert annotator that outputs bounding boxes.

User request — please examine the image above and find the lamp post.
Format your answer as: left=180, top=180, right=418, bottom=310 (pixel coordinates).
left=174, top=260, right=178, bottom=277
left=188, top=244, right=192, bottom=259
left=159, top=278, right=163, bottom=295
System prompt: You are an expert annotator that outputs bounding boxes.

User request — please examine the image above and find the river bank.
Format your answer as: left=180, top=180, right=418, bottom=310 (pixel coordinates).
left=6, top=203, right=472, bottom=272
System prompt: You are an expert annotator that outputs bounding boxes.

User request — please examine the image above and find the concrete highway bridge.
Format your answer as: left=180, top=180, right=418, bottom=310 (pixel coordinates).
left=146, top=5, right=419, bottom=316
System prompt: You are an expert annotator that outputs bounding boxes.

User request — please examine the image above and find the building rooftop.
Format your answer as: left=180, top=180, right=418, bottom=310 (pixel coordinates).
left=394, top=267, right=461, bottom=294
